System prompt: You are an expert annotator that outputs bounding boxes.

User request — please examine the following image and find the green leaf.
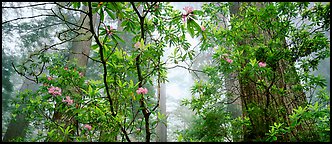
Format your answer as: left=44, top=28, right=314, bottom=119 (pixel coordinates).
left=140, top=38, right=145, bottom=50
left=59, top=126, right=64, bottom=134
left=191, top=19, right=201, bottom=32
left=88, top=85, right=93, bottom=96
left=193, top=10, right=204, bottom=16
left=99, top=8, right=104, bottom=23
left=272, top=136, right=277, bottom=141
left=118, top=80, right=123, bottom=87
left=105, top=8, right=115, bottom=20
left=72, top=2, right=81, bottom=9
left=250, top=58, right=257, bottom=66
left=188, top=50, right=194, bottom=60
left=65, top=125, right=72, bottom=135
left=177, top=133, right=183, bottom=142
left=47, top=129, right=55, bottom=137
left=91, top=44, right=99, bottom=50
left=95, top=106, right=103, bottom=115
left=182, top=53, right=187, bottom=61
left=42, top=95, right=52, bottom=101
left=187, top=20, right=195, bottom=38
left=112, top=34, right=125, bottom=44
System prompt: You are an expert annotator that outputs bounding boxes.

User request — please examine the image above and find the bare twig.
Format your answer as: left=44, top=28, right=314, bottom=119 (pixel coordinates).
left=2, top=14, right=55, bottom=24
left=11, top=63, right=37, bottom=83
left=167, top=65, right=204, bottom=73
left=54, top=2, right=89, bottom=15
left=51, top=8, right=90, bottom=31
left=143, top=2, right=157, bottom=17
left=2, top=2, right=54, bottom=9
left=71, top=52, right=102, bottom=63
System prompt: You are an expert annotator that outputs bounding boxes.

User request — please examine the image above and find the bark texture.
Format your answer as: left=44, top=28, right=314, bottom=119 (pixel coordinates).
left=229, top=2, right=307, bottom=141
left=50, top=5, right=98, bottom=142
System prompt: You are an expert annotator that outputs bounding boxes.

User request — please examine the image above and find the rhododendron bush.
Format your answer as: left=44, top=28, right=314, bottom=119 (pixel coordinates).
left=9, top=2, right=204, bottom=142
left=7, top=2, right=329, bottom=142
left=180, top=2, right=330, bottom=142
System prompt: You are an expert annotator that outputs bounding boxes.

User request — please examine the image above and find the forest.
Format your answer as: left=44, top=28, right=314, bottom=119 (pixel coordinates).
left=1, top=2, right=330, bottom=142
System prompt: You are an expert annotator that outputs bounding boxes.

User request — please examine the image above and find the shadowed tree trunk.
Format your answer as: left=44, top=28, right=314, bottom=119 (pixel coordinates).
left=229, top=2, right=307, bottom=141
left=224, top=2, right=243, bottom=141
left=2, top=79, right=38, bottom=142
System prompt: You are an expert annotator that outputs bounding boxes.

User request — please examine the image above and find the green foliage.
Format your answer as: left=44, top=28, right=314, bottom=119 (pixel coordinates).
left=8, top=2, right=196, bottom=142
left=180, top=2, right=330, bottom=142
left=6, top=2, right=330, bottom=142
left=264, top=90, right=330, bottom=142
left=176, top=105, right=233, bottom=142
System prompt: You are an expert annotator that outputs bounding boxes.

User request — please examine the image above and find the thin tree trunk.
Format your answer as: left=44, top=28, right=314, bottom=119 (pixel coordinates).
left=156, top=83, right=167, bottom=142
left=98, top=16, right=123, bottom=142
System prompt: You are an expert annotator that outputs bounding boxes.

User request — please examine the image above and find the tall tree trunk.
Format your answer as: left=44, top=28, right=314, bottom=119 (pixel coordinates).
left=226, top=2, right=243, bottom=142
left=50, top=5, right=98, bottom=141
left=229, top=2, right=307, bottom=141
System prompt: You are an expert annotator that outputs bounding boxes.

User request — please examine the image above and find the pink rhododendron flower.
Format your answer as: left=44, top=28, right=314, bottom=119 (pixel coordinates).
left=136, top=87, right=148, bottom=95
left=109, top=26, right=114, bottom=30
left=182, top=6, right=194, bottom=22
left=134, top=42, right=141, bottom=48
left=62, top=96, right=74, bottom=105
left=48, top=86, right=62, bottom=96
left=259, top=62, right=267, bottom=67
left=225, top=58, right=233, bottom=63
left=47, top=76, right=52, bottom=81
left=183, top=6, right=194, bottom=14
left=201, top=26, right=206, bottom=31
left=48, top=87, right=55, bottom=94
left=54, top=87, right=62, bottom=95
left=84, top=124, right=92, bottom=130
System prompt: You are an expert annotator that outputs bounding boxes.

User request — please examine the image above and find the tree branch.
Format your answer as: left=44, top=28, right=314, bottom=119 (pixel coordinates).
left=71, top=52, right=102, bottom=63
left=2, top=14, right=55, bottom=24
left=87, top=2, right=115, bottom=117
left=143, top=2, right=157, bottom=17
left=2, top=2, right=54, bottom=9
left=11, top=63, right=37, bottom=83
left=50, top=8, right=90, bottom=31
left=54, top=2, right=89, bottom=15
left=130, top=2, right=142, bottom=19
left=166, top=65, right=204, bottom=73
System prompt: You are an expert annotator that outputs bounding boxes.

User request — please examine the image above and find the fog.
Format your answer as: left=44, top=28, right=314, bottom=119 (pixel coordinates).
left=2, top=2, right=330, bottom=142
